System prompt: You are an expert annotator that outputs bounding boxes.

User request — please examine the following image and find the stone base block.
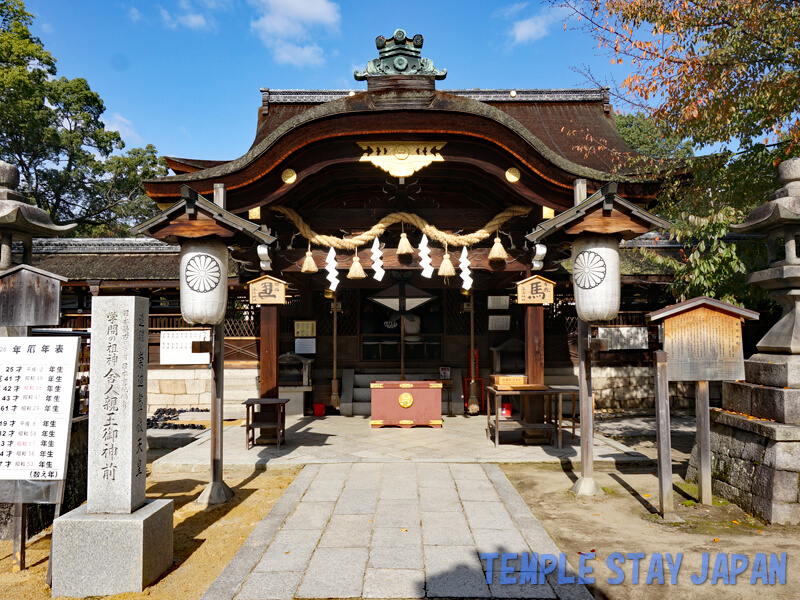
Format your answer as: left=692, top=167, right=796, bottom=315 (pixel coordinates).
left=745, top=354, right=800, bottom=388
left=51, top=499, right=174, bottom=598
left=688, top=414, right=800, bottom=524
left=723, top=381, right=800, bottom=423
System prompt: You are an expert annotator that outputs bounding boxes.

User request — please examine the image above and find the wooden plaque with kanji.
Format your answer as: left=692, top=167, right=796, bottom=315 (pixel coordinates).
left=248, top=274, right=287, bottom=305
left=516, top=275, right=555, bottom=305
left=663, top=307, right=745, bottom=382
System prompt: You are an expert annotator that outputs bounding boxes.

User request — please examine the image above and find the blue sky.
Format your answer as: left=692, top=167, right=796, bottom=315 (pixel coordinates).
left=24, top=0, right=627, bottom=162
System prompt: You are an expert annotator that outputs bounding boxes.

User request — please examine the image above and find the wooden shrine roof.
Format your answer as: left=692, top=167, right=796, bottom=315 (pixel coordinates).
left=244, top=88, right=637, bottom=176
left=147, top=87, right=668, bottom=210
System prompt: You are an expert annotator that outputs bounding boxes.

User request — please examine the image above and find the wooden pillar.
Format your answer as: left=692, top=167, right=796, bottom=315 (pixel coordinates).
left=260, top=306, right=278, bottom=397
left=696, top=380, right=712, bottom=505
left=11, top=502, right=26, bottom=572
left=654, top=350, right=676, bottom=518
left=525, top=305, right=544, bottom=385
left=570, top=317, right=603, bottom=496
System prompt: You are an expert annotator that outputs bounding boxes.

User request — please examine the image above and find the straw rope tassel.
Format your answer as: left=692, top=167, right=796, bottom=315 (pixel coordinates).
left=397, top=232, right=414, bottom=255
left=489, top=230, right=507, bottom=261
left=347, top=252, right=366, bottom=279
left=438, top=243, right=456, bottom=277
left=301, top=244, right=318, bottom=273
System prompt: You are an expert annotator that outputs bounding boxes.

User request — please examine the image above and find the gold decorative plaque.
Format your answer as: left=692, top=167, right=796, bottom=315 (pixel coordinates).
left=281, top=169, right=297, bottom=184
left=398, top=392, right=414, bottom=408
left=357, top=141, right=446, bottom=177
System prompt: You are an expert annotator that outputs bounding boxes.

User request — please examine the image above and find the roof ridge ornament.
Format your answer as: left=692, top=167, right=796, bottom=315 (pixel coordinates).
left=354, top=28, right=446, bottom=82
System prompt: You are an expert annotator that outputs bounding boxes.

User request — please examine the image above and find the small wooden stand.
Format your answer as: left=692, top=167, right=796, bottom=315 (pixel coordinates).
left=244, top=398, right=289, bottom=449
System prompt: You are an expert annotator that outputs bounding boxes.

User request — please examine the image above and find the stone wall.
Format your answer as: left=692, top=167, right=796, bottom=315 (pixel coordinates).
left=546, top=366, right=720, bottom=410
left=686, top=410, right=800, bottom=524
left=147, top=368, right=212, bottom=411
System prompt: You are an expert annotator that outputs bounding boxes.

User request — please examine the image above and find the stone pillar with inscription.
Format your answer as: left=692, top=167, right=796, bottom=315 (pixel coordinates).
left=51, top=297, right=174, bottom=597
left=687, top=158, right=800, bottom=524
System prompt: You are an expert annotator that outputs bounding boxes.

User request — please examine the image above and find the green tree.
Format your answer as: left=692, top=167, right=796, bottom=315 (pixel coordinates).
left=614, top=112, right=693, bottom=159
left=0, top=0, right=166, bottom=235
left=558, top=0, right=800, bottom=306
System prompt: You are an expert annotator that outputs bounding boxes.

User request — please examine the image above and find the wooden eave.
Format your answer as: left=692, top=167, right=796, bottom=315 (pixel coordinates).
left=0, top=264, right=68, bottom=282
left=130, top=192, right=276, bottom=247
left=525, top=183, right=671, bottom=246
left=143, top=90, right=666, bottom=211
left=646, top=296, right=760, bottom=322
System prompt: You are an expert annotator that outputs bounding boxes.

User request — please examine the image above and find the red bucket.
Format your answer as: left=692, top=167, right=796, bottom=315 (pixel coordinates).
left=313, top=403, right=326, bottom=417
left=501, top=403, right=512, bottom=417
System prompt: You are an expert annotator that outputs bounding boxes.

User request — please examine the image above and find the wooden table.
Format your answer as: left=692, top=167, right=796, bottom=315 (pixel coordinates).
left=244, top=398, right=289, bottom=449
left=485, top=385, right=579, bottom=449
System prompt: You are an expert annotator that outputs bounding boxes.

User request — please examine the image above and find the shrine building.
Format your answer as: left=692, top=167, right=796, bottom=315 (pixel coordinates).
left=16, top=29, right=692, bottom=416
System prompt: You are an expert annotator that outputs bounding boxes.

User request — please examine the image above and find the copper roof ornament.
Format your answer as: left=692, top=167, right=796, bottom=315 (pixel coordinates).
left=354, top=28, right=446, bottom=89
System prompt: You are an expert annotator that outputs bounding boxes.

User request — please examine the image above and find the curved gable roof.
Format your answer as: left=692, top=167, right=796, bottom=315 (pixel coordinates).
left=145, top=88, right=662, bottom=206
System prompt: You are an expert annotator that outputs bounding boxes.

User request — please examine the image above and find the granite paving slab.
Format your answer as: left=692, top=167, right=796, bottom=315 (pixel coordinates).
left=153, top=415, right=650, bottom=473
left=201, top=461, right=592, bottom=600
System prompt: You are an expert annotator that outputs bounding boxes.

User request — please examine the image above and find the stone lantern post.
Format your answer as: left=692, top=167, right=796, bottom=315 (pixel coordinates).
left=701, top=157, right=800, bottom=524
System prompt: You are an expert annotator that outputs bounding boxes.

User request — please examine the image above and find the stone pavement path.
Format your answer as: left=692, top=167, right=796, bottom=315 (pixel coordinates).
left=152, top=415, right=648, bottom=473
left=200, top=463, right=592, bottom=600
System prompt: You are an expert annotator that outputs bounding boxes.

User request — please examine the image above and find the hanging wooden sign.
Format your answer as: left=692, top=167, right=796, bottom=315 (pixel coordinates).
left=248, top=274, right=287, bottom=305
left=516, top=275, right=555, bottom=305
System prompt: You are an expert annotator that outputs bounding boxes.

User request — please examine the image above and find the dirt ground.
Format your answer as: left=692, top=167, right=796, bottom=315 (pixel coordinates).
left=504, top=435, right=800, bottom=600
left=0, top=454, right=298, bottom=600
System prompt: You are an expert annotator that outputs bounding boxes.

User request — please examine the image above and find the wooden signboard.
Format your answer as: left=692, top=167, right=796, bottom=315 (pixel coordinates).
left=662, top=307, right=745, bottom=382
left=0, top=337, right=79, bottom=482
left=248, top=274, right=287, bottom=305
left=0, top=266, right=66, bottom=327
left=516, top=275, right=554, bottom=305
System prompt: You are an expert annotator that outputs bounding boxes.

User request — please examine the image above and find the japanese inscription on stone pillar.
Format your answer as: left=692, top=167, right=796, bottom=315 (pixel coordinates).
left=87, top=297, right=148, bottom=514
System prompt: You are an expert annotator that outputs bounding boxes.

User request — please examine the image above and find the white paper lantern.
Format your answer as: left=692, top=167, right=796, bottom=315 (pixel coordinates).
left=180, top=238, right=228, bottom=325
left=571, top=233, right=620, bottom=322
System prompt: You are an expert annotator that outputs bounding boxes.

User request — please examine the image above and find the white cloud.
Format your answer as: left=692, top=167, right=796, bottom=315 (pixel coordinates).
left=509, top=7, right=569, bottom=45
left=493, top=3, right=529, bottom=19
left=128, top=7, right=142, bottom=23
left=104, top=113, right=143, bottom=145
left=272, top=42, right=325, bottom=67
left=159, top=2, right=211, bottom=30
left=249, top=0, right=340, bottom=67
left=179, top=12, right=208, bottom=29
left=41, top=23, right=54, bottom=34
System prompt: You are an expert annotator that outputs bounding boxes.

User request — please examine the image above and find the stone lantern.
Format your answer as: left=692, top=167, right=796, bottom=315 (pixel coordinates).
left=707, top=157, right=800, bottom=524
left=0, top=160, right=75, bottom=269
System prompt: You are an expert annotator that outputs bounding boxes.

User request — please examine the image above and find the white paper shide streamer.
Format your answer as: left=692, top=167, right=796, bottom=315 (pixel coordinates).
left=459, top=246, right=472, bottom=290
left=325, top=247, right=339, bottom=291
left=371, top=237, right=384, bottom=281
left=180, top=238, right=228, bottom=325
left=418, top=234, right=433, bottom=278
left=571, top=233, right=620, bottom=322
